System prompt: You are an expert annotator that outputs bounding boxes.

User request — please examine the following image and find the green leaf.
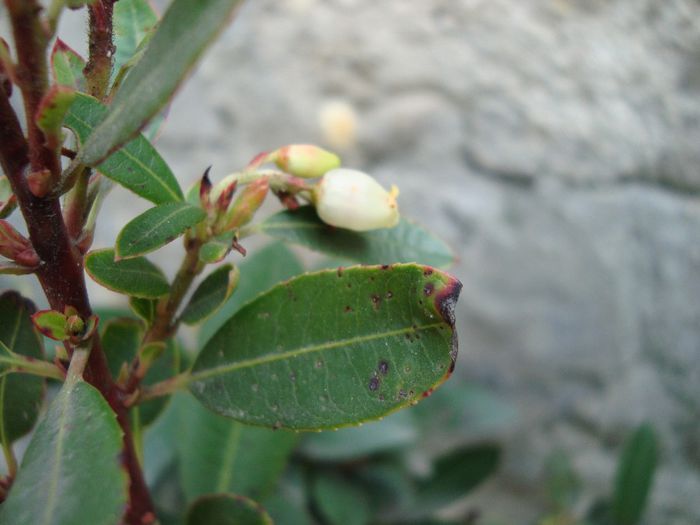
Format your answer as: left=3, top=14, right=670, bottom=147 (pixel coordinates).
left=200, top=242, right=304, bottom=345
left=113, top=0, right=158, bottom=75
left=612, top=423, right=658, bottom=525
left=199, top=239, right=230, bottom=264
left=50, top=40, right=85, bottom=90
left=79, top=0, right=244, bottom=166
left=177, top=393, right=298, bottom=502
left=101, top=318, right=144, bottom=377
left=0, top=176, right=17, bottom=219
left=65, top=93, right=182, bottom=204
left=414, top=443, right=501, bottom=515
left=0, top=292, right=44, bottom=444
left=129, top=296, right=157, bottom=324
left=258, top=206, right=454, bottom=268
left=30, top=310, right=68, bottom=341
left=116, top=202, right=205, bottom=259
left=299, top=409, right=417, bottom=461
left=181, top=264, right=238, bottom=325
left=0, top=380, right=128, bottom=525
left=86, top=248, right=170, bottom=298
left=190, top=264, right=461, bottom=430
left=312, top=473, right=371, bottom=525
left=186, top=494, right=272, bottom=525
left=36, top=86, right=76, bottom=145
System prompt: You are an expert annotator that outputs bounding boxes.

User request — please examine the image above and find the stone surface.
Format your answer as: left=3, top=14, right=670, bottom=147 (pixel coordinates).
left=3, top=0, right=700, bottom=522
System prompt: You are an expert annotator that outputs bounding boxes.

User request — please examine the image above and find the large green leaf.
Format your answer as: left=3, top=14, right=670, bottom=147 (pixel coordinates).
left=181, top=264, right=237, bottom=325
left=200, top=242, right=304, bottom=344
left=79, top=0, right=244, bottom=166
left=113, top=0, right=158, bottom=75
left=612, top=423, right=658, bottom=525
left=0, top=292, right=44, bottom=444
left=65, top=93, right=182, bottom=204
left=177, top=393, right=298, bottom=502
left=189, top=264, right=461, bottom=430
left=186, top=494, right=272, bottom=525
left=86, top=248, right=170, bottom=298
left=257, top=206, right=454, bottom=268
left=0, top=380, right=128, bottom=525
left=116, top=202, right=205, bottom=259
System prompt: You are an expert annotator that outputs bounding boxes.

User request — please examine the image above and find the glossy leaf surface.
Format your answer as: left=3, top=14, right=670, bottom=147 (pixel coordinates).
left=86, top=248, right=169, bottom=298
left=186, top=494, right=272, bottom=525
left=181, top=264, right=237, bottom=325
left=177, top=394, right=298, bottom=502
left=0, top=380, right=127, bottom=525
left=79, top=0, right=244, bottom=166
left=190, top=264, right=461, bottom=430
left=0, top=292, right=44, bottom=444
left=258, top=206, right=454, bottom=268
left=612, top=423, right=658, bottom=525
left=116, top=202, right=205, bottom=259
left=65, top=93, right=182, bottom=204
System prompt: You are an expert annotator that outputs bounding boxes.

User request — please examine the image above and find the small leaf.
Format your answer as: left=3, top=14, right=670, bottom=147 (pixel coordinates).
left=0, top=176, right=17, bottom=219
left=101, top=318, right=144, bottom=377
left=612, top=423, right=658, bottom=525
left=79, top=0, right=245, bottom=166
left=189, top=264, right=461, bottom=430
left=116, top=202, right=205, bottom=259
left=177, top=394, right=298, bottom=502
left=181, top=264, right=238, bottom=325
left=35, top=86, right=76, bottom=148
left=312, top=473, right=371, bottom=525
left=414, top=443, right=501, bottom=515
left=259, top=206, right=455, bottom=268
left=65, top=93, right=183, bottom=204
left=86, top=248, right=169, bottom=298
left=129, top=297, right=157, bottom=324
left=31, top=310, right=68, bottom=341
left=186, top=494, right=272, bottom=525
left=199, top=239, right=230, bottom=264
left=0, top=380, right=128, bottom=525
left=0, top=292, right=44, bottom=444
left=113, top=0, right=158, bottom=75
left=200, top=242, right=303, bottom=345
left=50, top=40, right=86, bottom=90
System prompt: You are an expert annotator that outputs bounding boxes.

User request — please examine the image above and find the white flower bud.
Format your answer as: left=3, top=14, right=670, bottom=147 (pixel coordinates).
left=314, top=169, right=399, bottom=232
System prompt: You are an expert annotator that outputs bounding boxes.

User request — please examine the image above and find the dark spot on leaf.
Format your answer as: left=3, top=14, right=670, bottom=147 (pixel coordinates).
left=344, top=305, right=353, bottom=313
left=337, top=266, right=343, bottom=277
left=315, top=360, right=323, bottom=368
left=369, top=376, right=380, bottom=391
left=423, top=268, right=434, bottom=276
left=397, top=389, right=407, bottom=400
left=381, top=264, right=390, bottom=270
left=422, top=387, right=435, bottom=398
left=378, top=360, right=389, bottom=375
left=386, top=291, right=393, bottom=299
left=371, top=295, right=381, bottom=310
left=379, top=394, right=385, bottom=401
left=272, top=421, right=282, bottom=430
left=423, top=283, right=435, bottom=296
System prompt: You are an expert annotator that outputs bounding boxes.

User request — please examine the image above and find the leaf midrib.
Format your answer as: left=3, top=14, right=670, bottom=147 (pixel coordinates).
left=122, top=204, right=201, bottom=252
left=67, top=103, right=180, bottom=202
left=190, top=322, right=444, bottom=382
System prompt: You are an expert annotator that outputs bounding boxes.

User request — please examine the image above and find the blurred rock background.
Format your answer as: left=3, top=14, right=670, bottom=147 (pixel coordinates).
left=4, top=0, right=700, bottom=522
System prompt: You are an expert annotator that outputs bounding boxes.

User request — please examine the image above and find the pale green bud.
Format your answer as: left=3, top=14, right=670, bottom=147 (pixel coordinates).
left=273, top=144, right=341, bottom=179
left=314, top=169, right=399, bottom=232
